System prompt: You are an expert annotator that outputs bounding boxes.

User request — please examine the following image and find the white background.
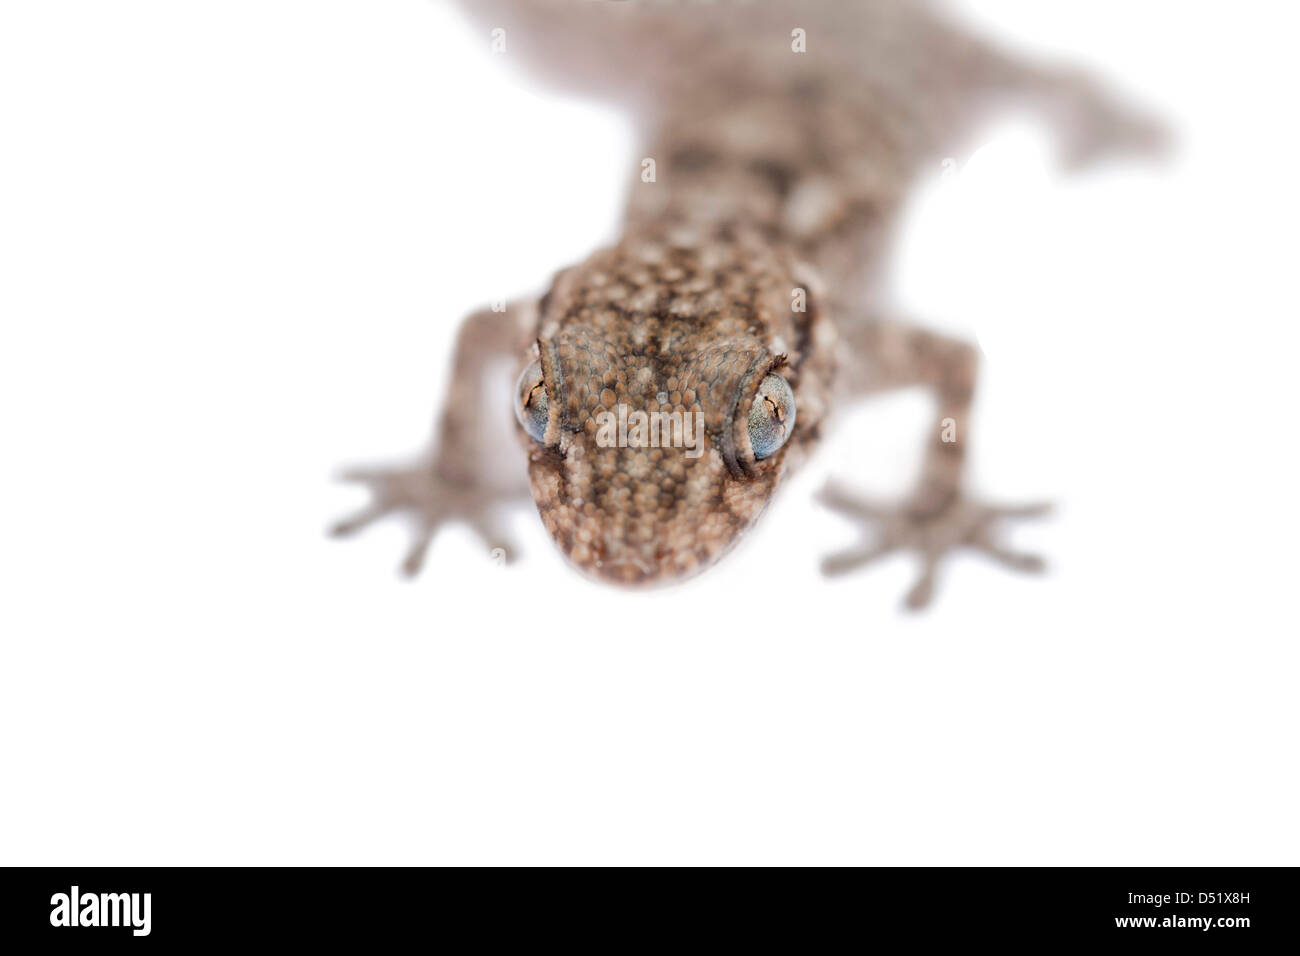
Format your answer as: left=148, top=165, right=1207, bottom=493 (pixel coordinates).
left=1, top=1, right=1296, bottom=865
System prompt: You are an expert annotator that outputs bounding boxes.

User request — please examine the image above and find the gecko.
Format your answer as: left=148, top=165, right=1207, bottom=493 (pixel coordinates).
left=332, top=0, right=1163, bottom=608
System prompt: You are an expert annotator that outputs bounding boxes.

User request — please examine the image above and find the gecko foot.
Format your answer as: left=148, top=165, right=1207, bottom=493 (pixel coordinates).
left=817, top=479, right=1052, bottom=610
left=330, top=462, right=516, bottom=577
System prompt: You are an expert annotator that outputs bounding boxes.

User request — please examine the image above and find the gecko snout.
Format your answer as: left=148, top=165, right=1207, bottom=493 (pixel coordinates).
left=514, top=346, right=797, bottom=586
left=524, top=439, right=782, bottom=586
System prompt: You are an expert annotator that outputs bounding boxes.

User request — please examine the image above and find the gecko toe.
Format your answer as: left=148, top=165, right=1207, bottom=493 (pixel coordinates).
left=399, top=524, right=438, bottom=578
left=904, top=556, right=940, bottom=611
left=990, top=501, right=1054, bottom=520
left=329, top=503, right=390, bottom=538
left=817, top=480, right=888, bottom=520
left=820, top=543, right=895, bottom=577
left=978, top=543, right=1047, bottom=574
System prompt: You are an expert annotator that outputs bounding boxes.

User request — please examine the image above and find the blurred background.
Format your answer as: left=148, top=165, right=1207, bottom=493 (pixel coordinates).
left=1, top=0, right=1296, bottom=864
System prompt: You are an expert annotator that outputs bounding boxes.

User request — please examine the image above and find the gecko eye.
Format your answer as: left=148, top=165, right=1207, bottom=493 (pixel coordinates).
left=748, top=373, right=796, bottom=460
left=514, top=359, right=550, bottom=443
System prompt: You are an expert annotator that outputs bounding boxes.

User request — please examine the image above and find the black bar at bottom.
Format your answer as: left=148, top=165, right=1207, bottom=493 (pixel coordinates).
left=0, top=866, right=1293, bottom=946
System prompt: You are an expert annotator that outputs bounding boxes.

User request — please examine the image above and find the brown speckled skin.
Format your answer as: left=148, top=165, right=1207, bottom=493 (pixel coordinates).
left=335, top=0, right=1162, bottom=601
left=526, top=217, right=834, bottom=582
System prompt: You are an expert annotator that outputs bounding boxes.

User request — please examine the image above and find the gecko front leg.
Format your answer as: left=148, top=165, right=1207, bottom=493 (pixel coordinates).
left=820, top=319, right=1051, bottom=609
left=331, top=302, right=534, bottom=576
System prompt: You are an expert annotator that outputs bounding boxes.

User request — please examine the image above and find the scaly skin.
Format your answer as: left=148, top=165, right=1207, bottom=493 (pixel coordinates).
left=334, top=0, right=1162, bottom=605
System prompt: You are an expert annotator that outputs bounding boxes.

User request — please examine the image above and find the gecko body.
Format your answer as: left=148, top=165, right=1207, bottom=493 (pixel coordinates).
left=334, top=0, right=1161, bottom=604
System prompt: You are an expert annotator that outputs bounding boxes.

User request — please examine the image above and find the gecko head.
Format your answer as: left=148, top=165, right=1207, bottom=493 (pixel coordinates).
left=512, top=338, right=798, bottom=585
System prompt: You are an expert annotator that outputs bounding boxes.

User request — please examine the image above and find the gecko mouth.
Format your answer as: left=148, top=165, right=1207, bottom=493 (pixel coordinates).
left=526, top=440, right=774, bottom=585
